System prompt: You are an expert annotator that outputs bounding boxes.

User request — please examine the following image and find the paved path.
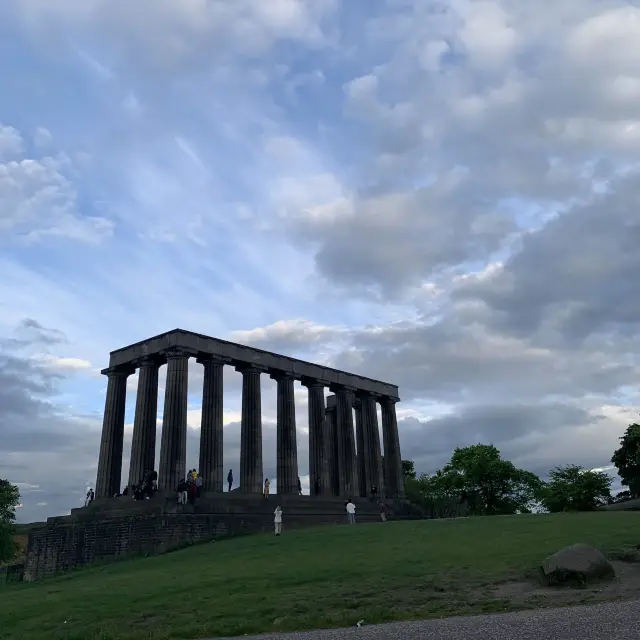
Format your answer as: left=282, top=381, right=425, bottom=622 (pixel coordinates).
left=214, top=599, right=639, bottom=640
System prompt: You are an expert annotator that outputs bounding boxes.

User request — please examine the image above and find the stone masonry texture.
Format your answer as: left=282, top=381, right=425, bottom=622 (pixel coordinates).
left=158, top=349, right=189, bottom=491
left=238, top=365, right=264, bottom=493
left=128, top=357, right=159, bottom=487
left=273, top=372, right=298, bottom=494
left=199, top=355, right=226, bottom=492
left=95, top=369, right=130, bottom=498
left=24, top=496, right=417, bottom=581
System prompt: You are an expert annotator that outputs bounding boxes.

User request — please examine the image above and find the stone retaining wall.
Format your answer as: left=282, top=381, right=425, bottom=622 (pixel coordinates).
left=25, top=496, right=413, bottom=581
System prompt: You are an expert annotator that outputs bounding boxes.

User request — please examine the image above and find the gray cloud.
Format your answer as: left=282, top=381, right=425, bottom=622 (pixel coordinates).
left=453, top=175, right=640, bottom=344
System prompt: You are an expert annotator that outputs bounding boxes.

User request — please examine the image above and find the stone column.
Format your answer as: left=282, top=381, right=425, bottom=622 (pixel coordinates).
left=381, top=396, right=404, bottom=498
left=198, top=355, right=227, bottom=492
left=128, top=357, right=160, bottom=487
left=354, top=398, right=367, bottom=497
left=237, top=364, right=264, bottom=493
left=304, top=379, right=329, bottom=496
left=95, top=366, right=132, bottom=498
left=361, top=392, right=384, bottom=497
left=325, top=396, right=339, bottom=496
left=332, top=385, right=358, bottom=497
left=158, top=349, right=189, bottom=491
left=272, top=371, right=298, bottom=494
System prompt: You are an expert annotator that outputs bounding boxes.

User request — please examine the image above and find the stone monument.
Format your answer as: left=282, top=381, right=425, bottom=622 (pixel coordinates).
left=24, top=329, right=410, bottom=581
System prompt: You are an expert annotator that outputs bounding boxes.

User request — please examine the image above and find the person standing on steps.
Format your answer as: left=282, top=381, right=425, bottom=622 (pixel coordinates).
left=227, top=469, right=233, bottom=492
left=274, top=505, right=283, bottom=536
left=263, top=478, right=270, bottom=499
left=314, top=477, right=321, bottom=496
left=297, top=476, right=302, bottom=495
left=346, top=498, right=356, bottom=524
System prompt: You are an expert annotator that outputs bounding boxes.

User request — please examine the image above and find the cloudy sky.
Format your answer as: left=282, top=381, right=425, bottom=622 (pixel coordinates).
left=1, top=0, right=639, bottom=523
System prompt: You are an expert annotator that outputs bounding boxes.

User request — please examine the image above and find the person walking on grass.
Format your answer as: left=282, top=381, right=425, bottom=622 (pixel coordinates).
left=379, top=501, right=387, bottom=522
left=346, top=498, right=356, bottom=524
left=263, top=478, right=270, bottom=499
left=274, top=505, right=283, bottom=536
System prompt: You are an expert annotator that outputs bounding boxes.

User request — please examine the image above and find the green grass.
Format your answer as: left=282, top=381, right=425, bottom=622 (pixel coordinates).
left=2, top=512, right=640, bottom=640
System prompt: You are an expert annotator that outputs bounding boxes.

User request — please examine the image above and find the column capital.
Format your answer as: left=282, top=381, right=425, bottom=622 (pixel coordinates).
left=135, top=354, right=161, bottom=368
left=100, top=364, right=135, bottom=377
left=356, top=389, right=379, bottom=400
left=235, top=362, right=268, bottom=374
left=301, top=377, right=325, bottom=389
left=269, top=370, right=296, bottom=381
left=329, top=383, right=357, bottom=394
left=162, top=348, right=189, bottom=360
left=197, top=354, right=231, bottom=366
left=380, top=395, right=400, bottom=405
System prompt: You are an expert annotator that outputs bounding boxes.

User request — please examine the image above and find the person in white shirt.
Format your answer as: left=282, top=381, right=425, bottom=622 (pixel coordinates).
left=274, top=505, right=283, bottom=536
left=346, top=499, right=356, bottom=524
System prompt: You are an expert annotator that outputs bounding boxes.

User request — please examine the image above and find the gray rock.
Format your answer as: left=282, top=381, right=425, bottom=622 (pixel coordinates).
left=540, top=543, right=615, bottom=587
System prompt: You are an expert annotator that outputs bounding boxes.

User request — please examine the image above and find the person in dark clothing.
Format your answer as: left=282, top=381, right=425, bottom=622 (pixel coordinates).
left=227, top=469, right=233, bottom=492
left=177, top=480, right=189, bottom=504
left=371, top=485, right=378, bottom=500
left=188, top=480, right=197, bottom=505
left=297, top=477, right=302, bottom=495
left=314, top=477, right=321, bottom=495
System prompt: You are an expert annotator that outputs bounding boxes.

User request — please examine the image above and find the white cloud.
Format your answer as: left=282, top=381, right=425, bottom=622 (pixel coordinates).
left=0, top=124, right=113, bottom=244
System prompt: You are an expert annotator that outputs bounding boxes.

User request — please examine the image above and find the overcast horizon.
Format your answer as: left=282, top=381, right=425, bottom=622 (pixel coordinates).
left=1, top=0, right=639, bottom=523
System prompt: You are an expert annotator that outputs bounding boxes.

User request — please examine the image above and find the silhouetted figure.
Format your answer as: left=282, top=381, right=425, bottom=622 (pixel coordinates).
left=227, top=469, right=233, bottom=492
left=297, top=477, right=302, bottom=495
left=263, top=478, right=270, bottom=499
left=314, top=477, right=321, bottom=496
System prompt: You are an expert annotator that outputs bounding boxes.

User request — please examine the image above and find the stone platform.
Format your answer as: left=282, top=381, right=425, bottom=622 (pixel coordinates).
left=24, top=493, right=417, bottom=581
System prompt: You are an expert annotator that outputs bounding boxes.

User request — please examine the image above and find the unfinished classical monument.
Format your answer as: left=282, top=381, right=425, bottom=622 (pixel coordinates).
left=24, top=329, right=413, bottom=581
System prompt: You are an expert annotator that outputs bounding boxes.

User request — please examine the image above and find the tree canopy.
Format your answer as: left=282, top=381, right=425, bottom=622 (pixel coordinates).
left=540, top=464, right=612, bottom=512
left=611, top=422, right=640, bottom=497
left=0, top=478, right=20, bottom=564
left=406, top=444, right=544, bottom=516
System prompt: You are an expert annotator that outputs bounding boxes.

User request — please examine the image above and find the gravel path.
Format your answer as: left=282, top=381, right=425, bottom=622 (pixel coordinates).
left=213, top=599, right=640, bottom=640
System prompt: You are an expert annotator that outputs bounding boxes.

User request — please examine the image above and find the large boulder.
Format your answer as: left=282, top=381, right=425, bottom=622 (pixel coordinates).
left=539, top=543, right=615, bottom=587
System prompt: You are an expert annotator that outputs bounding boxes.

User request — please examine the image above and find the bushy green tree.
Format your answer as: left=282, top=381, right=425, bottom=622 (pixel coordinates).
left=402, top=460, right=416, bottom=481
left=0, top=479, right=20, bottom=564
left=540, top=465, right=612, bottom=512
left=406, top=444, right=543, bottom=516
left=611, top=422, right=640, bottom=497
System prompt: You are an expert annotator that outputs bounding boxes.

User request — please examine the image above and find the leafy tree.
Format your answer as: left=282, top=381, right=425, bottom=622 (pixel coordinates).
left=609, top=490, right=633, bottom=504
left=611, top=422, right=640, bottom=497
left=411, top=444, right=543, bottom=516
left=402, top=460, right=416, bottom=481
left=0, top=478, right=20, bottom=564
left=540, top=465, right=612, bottom=512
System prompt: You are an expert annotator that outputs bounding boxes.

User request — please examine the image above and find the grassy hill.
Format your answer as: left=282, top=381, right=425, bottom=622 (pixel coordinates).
left=2, top=512, right=640, bottom=639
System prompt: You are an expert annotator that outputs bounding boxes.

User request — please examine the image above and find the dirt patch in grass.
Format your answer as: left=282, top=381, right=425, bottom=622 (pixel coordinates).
left=490, top=560, right=640, bottom=608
